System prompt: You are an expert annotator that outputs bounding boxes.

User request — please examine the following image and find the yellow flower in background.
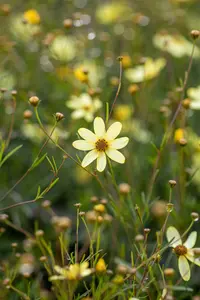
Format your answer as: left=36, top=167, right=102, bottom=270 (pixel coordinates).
left=96, top=258, right=107, bottom=272
left=96, top=3, right=131, bottom=24
left=153, top=31, right=200, bottom=58
left=113, top=105, right=132, bottom=121
left=74, top=61, right=105, bottom=87
left=187, top=86, right=200, bottom=110
left=50, top=35, right=76, bottom=62
left=50, top=262, right=92, bottom=281
left=66, top=93, right=102, bottom=122
left=121, top=55, right=132, bottom=68
left=74, top=67, right=88, bottom=83
left=125, top=58, right=166, bottom=83
left=174, top=128, right=184, bottom=143
left=23, top=9, right=41, bottom=25
left=73, top=117, right=129, bottom=172
left=166, top=226, right=200, bottom=281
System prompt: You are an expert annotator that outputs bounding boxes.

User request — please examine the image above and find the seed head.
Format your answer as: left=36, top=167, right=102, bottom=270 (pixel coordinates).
left=119, top=183, right=131, bottom=194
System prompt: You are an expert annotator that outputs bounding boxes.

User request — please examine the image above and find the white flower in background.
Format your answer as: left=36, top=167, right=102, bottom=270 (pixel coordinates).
left=125, top=58, right=166, bottom=83
left=187, top=86, right=200, bottom=109
left=50, top=35, right=76, bottom=62
left=153, top=31, right=200, bottom=58
left=66, top=93, right=102, bottom=122
left=10, top=15, right=40, bottom=42
left=73, top=117, right=129, bottom=172
left=166, top=226, right=200, bottom=281
left=0, top=70, right=16, bottom=90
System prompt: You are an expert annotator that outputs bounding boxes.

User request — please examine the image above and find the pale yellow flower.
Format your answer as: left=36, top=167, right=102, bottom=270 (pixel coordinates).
left=50, top=262, right=92, bottom=281
left=125, top=58, right=166, bottom=83
left=23, top=9, right=40, bottom=25
left=174, top=128, right=185, bottom=143
left=96, top=258, right=107, bottom=272
left=74, top=61, right=105, bottom=87
left=166, top=226, right=200, bottom=281
left=73, top=117, right=129, bottom=172
left=66, top=94, right=102, bottom=122
left=187, top=86, right=200, bottom=110
left=153, top=32, right=200, bottom=58
left=96, top=3, right=131, bottom=24
left=50, top=35, right=76, bottom=62
left=10, top=15, right=40, bottom=42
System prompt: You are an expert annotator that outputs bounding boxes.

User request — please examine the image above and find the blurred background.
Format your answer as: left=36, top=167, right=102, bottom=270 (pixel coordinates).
left=1, top=0, right=200, bottom=298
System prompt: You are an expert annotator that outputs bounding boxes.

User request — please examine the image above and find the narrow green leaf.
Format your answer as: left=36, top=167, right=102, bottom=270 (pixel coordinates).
left=0, top=141, right=5, bottom=162
left=52, top=156, right=58, bottom=173
left=0, top=145, right=23, bottom=167
left=30, top=153, right=47, bottom=171
left=46, top=156, right=56, bottom=172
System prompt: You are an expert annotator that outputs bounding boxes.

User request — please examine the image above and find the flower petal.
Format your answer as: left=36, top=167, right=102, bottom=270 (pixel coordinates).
left=166, top=226, right=182, bottom=247
left=186, top=252, right=200, bottom=267
left=110, top=137, right=129, bottom=149
left=54, top=265, right=66, bottom=276
left=73, top=140, right=95, bottom=151
left=78, top=128, right=97, bottom=142
left=184, top=231, right=197, bottom=249
left=82, top=150, right=98, bottom=168
left=49, top=275, right=66, bottom=281
left=106, top=148, right=125, bottom=164
left=106, top=122, right=122, bottom=140
left=94, top=117, right=105, bottom=137
left=71, top=109, right=85, bottom=119
left=96, top=152, right=107, bottom=172
left=178, top=256, right=190, bottom=281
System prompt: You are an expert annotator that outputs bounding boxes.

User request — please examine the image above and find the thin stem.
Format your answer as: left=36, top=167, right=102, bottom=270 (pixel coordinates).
left=5, top=96, right=16, bottom=149
left=109, top=58, right=123, bottom=119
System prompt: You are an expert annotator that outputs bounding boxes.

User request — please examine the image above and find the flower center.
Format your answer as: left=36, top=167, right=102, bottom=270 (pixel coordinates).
left=83, top=105, right=90, bottom=111
left=174, top=245, right=187, bottom=256
left=95, top=139, right=108, bottom=152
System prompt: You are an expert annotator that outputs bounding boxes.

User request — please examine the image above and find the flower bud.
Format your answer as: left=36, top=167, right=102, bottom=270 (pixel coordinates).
left=169, top=180, right=177, bottom=188
left=40, top=256, right=47, bottom=262
left=29, top=96, right=39, bottom=107
left=41, top=200, right=51, bottom=208
left=164, top=268, right=175, bottom=277
left=94, top=204, right=105, bottom=213
left=191, top=212, right=199, bottom=222
left=135, top=234, right=144, bottom=242
left=23, top=110, right=32, bottom=120
left=96, top=258, right=107, bottom=273
left=63, top=18, right=73, bottom=29
left=0, top=214, right=9, bottom=221
left=179, top=138, right=187, bottom=146
left=191, top=30, right=200, bottom=40
left=55, top=112, right=64, bottom=122
left=182, top=98, right=191, bottom=109
left=128, top=84, right=139, bottom=95
left=119, top=183, right=131, bottom=194
left=35, top=230, right=44, bottom=237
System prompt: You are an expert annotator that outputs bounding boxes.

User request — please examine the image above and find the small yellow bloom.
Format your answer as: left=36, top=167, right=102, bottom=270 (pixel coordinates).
left=23, top=9, right=41, bottom=25
left=94, top=204, right=105, bottom=214
left=174, top=128, right=184, bottom=143
left=73, top=117, right=129, bottom=172
left=50, top=262, right=92, bottom=281
left=74, top=67, right=88, bottom=83
left=112, top=274, right=124, bottom=284
left=113, top=105, right=132, bottom=121
left=125, top=58, right=166, bottom=83
left=96, top=258, right=107, bottom=273
left=166, top=226, right=200, bottom=281
left=121, top=55, right=132, bottom=68
left=66, top=94, right=102, bottom=122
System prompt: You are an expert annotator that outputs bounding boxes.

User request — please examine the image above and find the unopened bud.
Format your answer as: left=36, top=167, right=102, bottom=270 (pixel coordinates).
left=40, top=256, right=47, bottom=262
left=94, top=204, right=105, bottom=213
left=29, top=96, right=39, bottom=107
left=182, top=98, right=191, bottom=109
left=191, top=30, right=200, bottom=40
left=23, top=110, right=32, bottom=119
left=55, top=112, right=64, bottom=122
left=79, top=211, right=85, bottom=217
left=11, top=242, right=18, bottom=248
left=169, top=180, right=177, bottom=188
left=74, top=203, right=81, bottom=208
left=90, top=196, right=98, bottom=203
left=135, top=234, right=144, bottom=242
left=179, top=138, right=187, bottom=146
left=63, top=18, right=73, bottom=29
left=3, top=278, right=10, bottom=286
left=41, top=200, right=51, bottom=208
left=191, top=212, right=199, bottom=222
left=35, top=230, right=44, bottom=237
left=119, top=183, right=131, bottom=194
left=164, top=268, right=175, bottom=277
left=0, top=214, right=9, bottom=221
